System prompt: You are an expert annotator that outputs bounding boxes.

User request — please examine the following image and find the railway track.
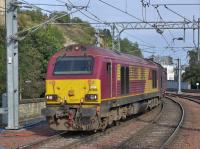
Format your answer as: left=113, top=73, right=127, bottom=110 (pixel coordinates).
left=16, top=131, right=68, bottom=149
left=17, top=130, right=97, bottom=149
left=18, top=97, right=184, bottom=149
left=167, top=93, right=200, bottom=104
left=17, top=102, right=163, bottom=149
left=166, top=93, right=200, bottom=149
left=115, top=97, right=184, bottom=149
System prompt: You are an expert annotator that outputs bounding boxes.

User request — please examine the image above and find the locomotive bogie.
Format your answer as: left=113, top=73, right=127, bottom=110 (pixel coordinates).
left=43, top=96, right=160, bottom=131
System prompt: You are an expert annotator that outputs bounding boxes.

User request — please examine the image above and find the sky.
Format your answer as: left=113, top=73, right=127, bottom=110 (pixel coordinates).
left=25, top=0, right=200, bottom=65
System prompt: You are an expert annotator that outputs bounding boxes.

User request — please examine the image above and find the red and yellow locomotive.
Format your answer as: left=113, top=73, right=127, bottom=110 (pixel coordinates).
left=42, top=44, right=167, bottom=131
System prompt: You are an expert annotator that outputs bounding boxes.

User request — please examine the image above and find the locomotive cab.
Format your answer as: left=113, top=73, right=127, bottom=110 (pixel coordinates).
left=43, top=45, right=105, bottom=131
left=45, top=45, right=102, bottom=106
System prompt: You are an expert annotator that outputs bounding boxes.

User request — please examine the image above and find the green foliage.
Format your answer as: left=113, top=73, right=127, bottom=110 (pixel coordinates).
left=49, top=12, right=70, bottom=23
left=97, top=30, right=143, bottom=57
left=71, top=17, right=83, bottom=23
left=183, top=50, right=200, bottom=89
left=99, top=29, right=112, bottom=48
left=0, top=26, right=6, bottom=96
left=0, top=10, right=65, bottom=98
left=19, top=25, right=64, bottom=98
left=64, top=22, right=96, bottom=45
left=19, top=10, right=47, bottom=27
left=0, top=10, right=143, bottom=98
left=120, top=38, right=143, bottom=57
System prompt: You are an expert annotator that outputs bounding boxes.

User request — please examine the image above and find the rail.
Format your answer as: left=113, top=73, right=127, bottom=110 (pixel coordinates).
left=160, top=96, right=185, bottom=149
left=167, top=93, right=200, bottom=104
left=17, top=131, right=67, bottom=149
left=18, top=103, right=164, bottom=149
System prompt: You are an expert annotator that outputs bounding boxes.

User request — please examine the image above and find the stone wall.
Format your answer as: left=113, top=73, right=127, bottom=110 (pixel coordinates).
left=1, top=95, right=46, bottom=127
left=19, top=99, right=46, bottom=124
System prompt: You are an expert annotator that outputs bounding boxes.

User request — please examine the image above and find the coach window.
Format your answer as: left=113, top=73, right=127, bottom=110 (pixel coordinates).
left=107, top=62, right=111, bottom=74
left=152, top=70, right=157, bottom=88
left=125, top=67, right=129, bottom=94
left=121, top=66, right=129, bottom=95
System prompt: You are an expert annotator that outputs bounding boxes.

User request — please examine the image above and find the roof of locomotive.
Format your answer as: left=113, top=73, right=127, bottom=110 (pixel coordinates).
left=51, top=44, right=158, bottom=68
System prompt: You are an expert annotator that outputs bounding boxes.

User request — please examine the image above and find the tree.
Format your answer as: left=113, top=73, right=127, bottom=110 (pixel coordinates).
left=64, top=21, right=96, bottom=45
left=0, top=26, right=6, bottom=96
left=183, top=50, right=200, bottom=89
left=0, top=9, right=143, bottom=98
left=120, top=38, right=143, bottom=57
left=0, top=10, right=65, bottom=98
left=49, top=11, right=70, bottom=23
left=18, top=25, right=64, bottom=98
left=99, top=29, right=112, bottom=48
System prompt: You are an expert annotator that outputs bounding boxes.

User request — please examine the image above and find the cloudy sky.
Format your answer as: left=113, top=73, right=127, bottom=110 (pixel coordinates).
left=26, top=0, right=200, bottom=65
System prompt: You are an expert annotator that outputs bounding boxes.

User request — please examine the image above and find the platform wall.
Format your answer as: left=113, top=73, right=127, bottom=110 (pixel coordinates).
left=1, top=94, right=46, bottom=127
left=19, top=99, right=46, bottom=125
left=167, top=80, right=191, bottom=91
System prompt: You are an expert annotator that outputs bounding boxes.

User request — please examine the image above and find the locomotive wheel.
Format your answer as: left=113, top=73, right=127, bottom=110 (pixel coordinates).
left=114, top=120, right=120, bottom=126
left=90, top=116, right=100, bottom=130
left=100, top=117, right=108, bottom=131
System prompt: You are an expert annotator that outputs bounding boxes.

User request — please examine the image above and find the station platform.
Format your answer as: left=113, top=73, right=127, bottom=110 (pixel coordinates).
left=0, top=122, right=57, bottom=149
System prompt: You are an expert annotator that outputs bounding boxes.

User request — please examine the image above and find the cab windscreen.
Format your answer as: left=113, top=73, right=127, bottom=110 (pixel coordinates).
left=53, top=56, right=93, bottom=75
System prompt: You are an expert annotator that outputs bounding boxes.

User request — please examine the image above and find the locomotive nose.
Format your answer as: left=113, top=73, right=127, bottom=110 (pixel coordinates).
left=46, top=79, right=101, bottom=105
left=68, top=89, right=75, bottom=96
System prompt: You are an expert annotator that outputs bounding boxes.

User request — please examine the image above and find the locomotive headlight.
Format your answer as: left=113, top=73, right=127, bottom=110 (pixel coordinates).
left=89, top=85, right=97, bottom=91
left=85, top=94, right=98, bottom=101
left=89, top=86, right=97, bottom=89
left=46, top=94, right=58, bottom=101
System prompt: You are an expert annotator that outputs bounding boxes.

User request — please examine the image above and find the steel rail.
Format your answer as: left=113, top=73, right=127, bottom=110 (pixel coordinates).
left=167, top=93, right=200, bottom=104
left=116, top=98, right=184, bottom=149
left=17, top=131, right=68, bottom=149
left=17, top=106, right=162, bottom=149
left=104, top=101, right=164, bottom=149
left=159, top=96, right=185, bottom=149
left=58, top=103, right=164, bottom=149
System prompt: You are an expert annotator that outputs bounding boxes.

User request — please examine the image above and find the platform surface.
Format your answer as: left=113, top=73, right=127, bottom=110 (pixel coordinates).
left=0, top=122, right=57, bottom=149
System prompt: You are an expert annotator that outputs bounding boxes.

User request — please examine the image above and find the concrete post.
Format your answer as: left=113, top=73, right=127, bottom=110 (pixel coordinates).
left=6, top=0, right=19, bottom=129
left=177, top=58, right=182, bottom=94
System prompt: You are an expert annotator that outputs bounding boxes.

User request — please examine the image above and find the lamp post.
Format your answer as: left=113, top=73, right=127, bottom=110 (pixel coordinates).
left=173, top=37, right=183, bottom=94
left=172, top=37, right=184, bottom=42
left=176, top=58, right=182, bottom=94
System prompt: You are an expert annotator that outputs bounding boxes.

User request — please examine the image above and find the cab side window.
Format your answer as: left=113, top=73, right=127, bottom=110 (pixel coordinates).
left=152, top=70, right=157, bottom=88
left=107, top=63, right=111, bottom=74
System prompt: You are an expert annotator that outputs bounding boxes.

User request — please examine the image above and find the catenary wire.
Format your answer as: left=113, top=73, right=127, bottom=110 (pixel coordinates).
left=141, top=0, right=174, bottom=48
left=98, top=0, right=173, bottom=48
left=164, top=5, right=192, bottom=23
